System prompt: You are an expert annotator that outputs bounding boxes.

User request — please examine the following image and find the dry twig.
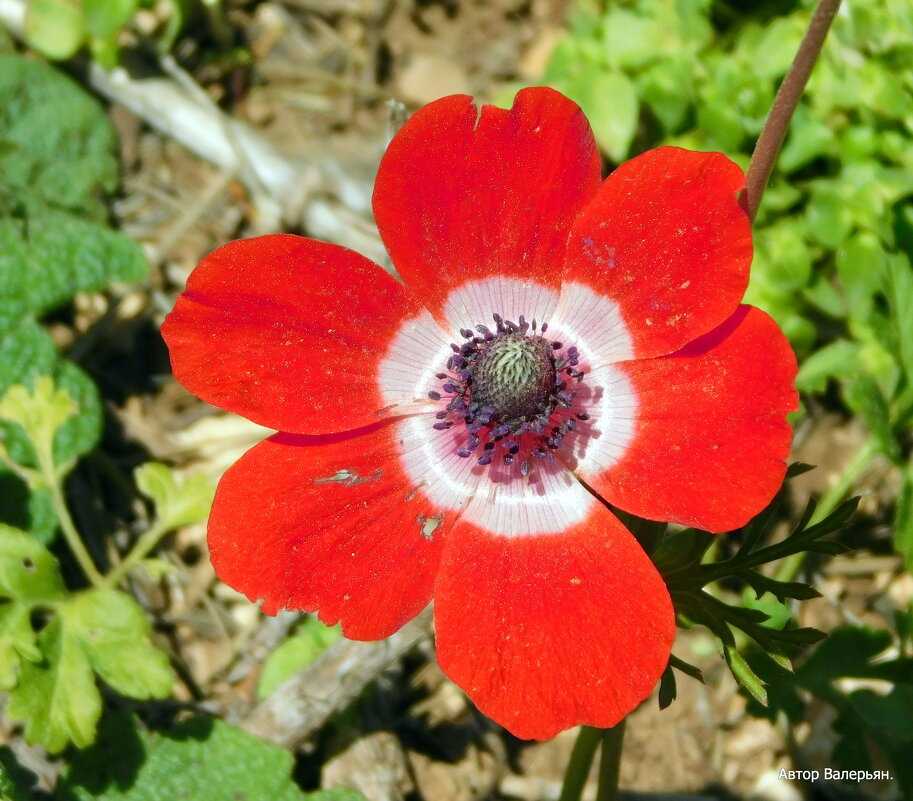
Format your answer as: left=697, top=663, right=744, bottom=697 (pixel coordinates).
left=238, top=607, right=433, bottom=748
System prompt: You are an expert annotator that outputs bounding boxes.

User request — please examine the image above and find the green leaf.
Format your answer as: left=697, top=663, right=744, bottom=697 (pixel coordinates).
left=0, top=524, right=66, bottom=605
left=601, top=10, right=664, bottom=70
left=0, top=321, right=102, bottom=472
left=0, top=377, right=78, bottom=473
left=0, top=55, right=118, bottom=218
left=806, top=186, right=855, bottom=248
left=83, top=0, right=139, bottom=40
left=742, top=573, right=821, bottom=603
left=135, top=463, right=215, bottom=531
left=0, top=199, right=148, bottom=332
left=751, top=220, right=813, bottom=291
left=835, top=232, right=886, bottom=319
left=59, top=712, right=368, bottom=801
left=62, top=590, right=172, bottom=699
left=896, top=468, right=913, bottom=573
left=724, top=644, right=767, bottom=706
left=882, top=253, right=913, bottom=380
left=843, top=374, right=900, bottom=462
left=7, top=616, right=102, bottom=753
left=795, top=625, right=897, bottom=694
left=749, top=17, right=805, bottom=80
left=5, top=588, right=171, bottom=754
left=0, top=603, right=41, bottom=691
left=795, top=339, right=860, bottom=393
left=64, top=590, right=172, bottom=700
left=23, top=0, right=86, bottom=61
left=555, top=70, right=639, bottom=162
left=0, top=472, right=56, bottom=545
left=658, top=663, right=677, bottom=709
left=777, top=114, right=835, bottom=173
left=257, top=618, right=341, bottom=700
left=638, top=62, right=691, bottom=133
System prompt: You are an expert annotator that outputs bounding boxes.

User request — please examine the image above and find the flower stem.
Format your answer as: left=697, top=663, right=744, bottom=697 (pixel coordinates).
left=559, top=726, right=602, bottom=801
left=38, top=448, right=104, bottom=587
left=743, top=0, right=842, bottom=221
left=596, top=721, right=626, bottom=801
left=101, top=522, right=170, bottom=589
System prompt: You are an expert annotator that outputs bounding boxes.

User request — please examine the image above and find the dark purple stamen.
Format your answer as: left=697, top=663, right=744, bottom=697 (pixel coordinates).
left=424, top=309, right=590, bottom=477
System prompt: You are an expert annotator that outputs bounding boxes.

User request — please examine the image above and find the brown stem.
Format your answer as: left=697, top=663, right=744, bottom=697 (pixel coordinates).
left=742, top=0, right=843, bottom=221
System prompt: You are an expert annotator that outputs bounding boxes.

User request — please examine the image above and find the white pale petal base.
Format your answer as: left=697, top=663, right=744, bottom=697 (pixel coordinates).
left=377, top=308, right=453, bottom=412
left=443, top=276, right=560, bottom=333
left=378, top=277, right=640, bottom=539
left=395, top=415, right=596, bottom=537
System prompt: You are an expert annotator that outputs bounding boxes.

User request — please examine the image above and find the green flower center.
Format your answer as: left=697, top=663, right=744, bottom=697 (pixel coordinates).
left=470, top=333, right=556, bottom=427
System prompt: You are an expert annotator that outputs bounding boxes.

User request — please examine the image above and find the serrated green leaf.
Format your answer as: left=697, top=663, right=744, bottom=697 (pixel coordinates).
left=742, top=573, right=821, bottom=603
left=0, top=321, right=102, bottom=471
left=64, top=590, right=172, bottom=700
left=7, top=616, right=102, bottom=753
left=0, top=55, right=117, bottom=217
left=135, top=463, right=215, bottom=531
left=23, top=0, right=86, bottom=61
left=724, top=644, right=767, bottom=706
left=257, top=618, right=341, bottom=700
left=59, top=712, right=369, bottom=801
left=0, top=524, right=66, bottom=604
left=0, top=199, right=148, bottom=331
left=0, top=603, right=41, bottom=690
left=0, top=377, right=78, bottom=471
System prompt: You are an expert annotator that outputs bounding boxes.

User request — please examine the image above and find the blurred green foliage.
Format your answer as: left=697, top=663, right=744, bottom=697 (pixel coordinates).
left=257, top=617, right=341, bottom=700
left=544, top=0, right=913, bottom=562
left=24, top=0, right=185, bottom=66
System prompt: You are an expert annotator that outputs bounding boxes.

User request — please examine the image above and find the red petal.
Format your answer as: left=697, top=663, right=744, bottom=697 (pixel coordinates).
left=373, top=88, right=601, bottom=321
left=207, top=423, right=449, bottom=639
left=564, top=147, right=752, bottom=358
left=434, top=507, right=675, bottom=741
left=581, top=306, right=798, bottom=532
left=162, top=235, right=428, bottom=434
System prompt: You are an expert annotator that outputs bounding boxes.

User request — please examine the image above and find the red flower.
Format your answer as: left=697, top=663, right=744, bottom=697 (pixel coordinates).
left=162, top=88, right=797, bottom=741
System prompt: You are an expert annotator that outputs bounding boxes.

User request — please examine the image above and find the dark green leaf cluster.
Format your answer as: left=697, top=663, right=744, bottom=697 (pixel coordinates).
left=0, top=54, right=148, bottom=542
left=653, top=473, right=856, bottom=708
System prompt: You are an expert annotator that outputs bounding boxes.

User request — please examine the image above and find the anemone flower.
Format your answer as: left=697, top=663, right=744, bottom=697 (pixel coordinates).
left=162, top=87, right=797, bottom=741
